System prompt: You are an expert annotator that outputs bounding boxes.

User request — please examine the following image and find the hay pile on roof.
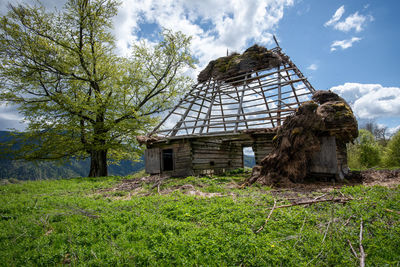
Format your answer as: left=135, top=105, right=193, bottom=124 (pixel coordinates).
left=197, top=44, right=283, bottom=84
left=246, top=90, right=358, bottom=186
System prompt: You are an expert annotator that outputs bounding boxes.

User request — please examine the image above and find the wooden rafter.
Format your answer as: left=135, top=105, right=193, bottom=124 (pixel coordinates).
left=151, top=47, right=315, bottom=137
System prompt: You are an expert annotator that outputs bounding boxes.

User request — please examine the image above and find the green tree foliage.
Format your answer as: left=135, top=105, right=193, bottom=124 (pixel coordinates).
left=384, top=130, right=400, bottom=167
left=347, top=129, right=382, bottom=169
left=0, top=0, right=195, bottom=176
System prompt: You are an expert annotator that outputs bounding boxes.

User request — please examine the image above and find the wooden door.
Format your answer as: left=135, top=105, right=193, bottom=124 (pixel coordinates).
left=145, top=148, right=161, bottom=174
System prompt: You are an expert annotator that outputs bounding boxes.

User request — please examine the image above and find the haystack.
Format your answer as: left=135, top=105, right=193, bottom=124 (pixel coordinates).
left=246, top=90, right=358, bottom=186
left=197, top=45, right=283, bottom=85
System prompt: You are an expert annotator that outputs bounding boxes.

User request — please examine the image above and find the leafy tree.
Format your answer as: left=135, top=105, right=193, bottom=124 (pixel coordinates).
left=0, top=0, right=194, bottom=176
left=384, top=130, right=400, bottom=167
left=349, top=129, right=382, bottom=169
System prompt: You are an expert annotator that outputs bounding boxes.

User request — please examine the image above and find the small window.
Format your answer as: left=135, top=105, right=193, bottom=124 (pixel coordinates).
left=162, top=149, right=174, bottom=171
left=243, top=146, right=255, bottom=168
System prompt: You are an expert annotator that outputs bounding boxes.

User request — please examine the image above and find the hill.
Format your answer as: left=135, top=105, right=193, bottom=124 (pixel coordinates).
left=0, top=172, right=399, bottom=265
left=0, top=131, right=144, bottom=180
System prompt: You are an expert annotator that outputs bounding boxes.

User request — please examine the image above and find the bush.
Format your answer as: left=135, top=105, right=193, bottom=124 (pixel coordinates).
left=348, top=129, right=383, bottom=169
left=384, top=130, right=400, bottom=167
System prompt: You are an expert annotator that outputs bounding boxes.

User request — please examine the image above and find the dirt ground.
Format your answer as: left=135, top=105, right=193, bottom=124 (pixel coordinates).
left=98, top=169, right=399, bottom=203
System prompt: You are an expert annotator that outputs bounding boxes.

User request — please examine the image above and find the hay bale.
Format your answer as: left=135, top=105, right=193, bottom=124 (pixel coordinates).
left=247, top=90, right=358, bottom=186
left=197, top=44, right=283, bottom=85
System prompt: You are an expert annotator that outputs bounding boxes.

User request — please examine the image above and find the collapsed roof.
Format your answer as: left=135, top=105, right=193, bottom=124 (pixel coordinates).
left=150, top=44, right=315, bottom=138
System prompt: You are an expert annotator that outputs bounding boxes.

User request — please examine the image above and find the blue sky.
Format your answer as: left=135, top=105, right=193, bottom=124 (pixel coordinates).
left=0, top=0, right=399, bottom=134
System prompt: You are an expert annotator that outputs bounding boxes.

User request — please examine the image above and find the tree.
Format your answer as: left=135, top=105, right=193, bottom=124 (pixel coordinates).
left=384, top=130, right=400, bottom=167
left=348, top=129, right=382, bottom=169
left=0, top=0, right=195, bottom=177
left=362, top=121, right=388, bottom=146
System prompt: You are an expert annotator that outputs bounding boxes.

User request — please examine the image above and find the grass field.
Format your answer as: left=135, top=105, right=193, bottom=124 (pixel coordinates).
left=1, top=172, right=399, bottom=266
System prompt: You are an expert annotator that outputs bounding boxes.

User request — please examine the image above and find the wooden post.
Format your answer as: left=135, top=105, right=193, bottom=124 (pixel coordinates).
left=277, top=65, right=282, bottom=126
left=234, top=77, right=247, bottom=132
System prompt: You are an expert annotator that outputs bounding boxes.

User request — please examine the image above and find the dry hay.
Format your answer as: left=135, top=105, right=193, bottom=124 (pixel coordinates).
left=197, top=44, right=283, bottom=85
left=246, top=90, right=358, bottom=186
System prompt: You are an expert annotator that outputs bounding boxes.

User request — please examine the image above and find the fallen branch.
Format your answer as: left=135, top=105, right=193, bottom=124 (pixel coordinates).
left=272, top=197, right=353, bottom=210
left=359, top=219, right=366, bottom=267
left=347, top=239, right=358, bottom=258
left=256, top=198, right=277, bottom=234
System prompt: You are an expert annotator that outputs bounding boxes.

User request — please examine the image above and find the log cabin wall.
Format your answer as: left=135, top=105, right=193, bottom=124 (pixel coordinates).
left=145, top=132, right=277, bottom=177
left=251, top=133, right=275, bottom=164
left=145, top=140, right=193, bottom=177
left=191, top=137, right=243, bottom=175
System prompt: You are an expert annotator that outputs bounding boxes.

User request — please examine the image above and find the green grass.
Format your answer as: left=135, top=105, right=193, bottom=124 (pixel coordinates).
left=0, top=174, right=399, bottom=266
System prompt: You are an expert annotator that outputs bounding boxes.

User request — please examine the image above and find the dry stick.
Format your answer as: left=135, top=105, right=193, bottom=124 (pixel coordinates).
left=313, top=193, right=327, bottom=201
left=306, top=219, right=331, bottom=266
left=273, top=197, right=352, bottom=209
left=293, top=214, right=307, bottom=249
left=359, top=219, right=366, bottom=267
left=343, top=215, right=354, bottom=227
left=256, top=198, right=277, bottom=234
left=347, top=239, right=358, bottom=258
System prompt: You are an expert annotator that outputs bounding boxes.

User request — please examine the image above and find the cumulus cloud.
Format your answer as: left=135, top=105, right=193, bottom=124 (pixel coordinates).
left=330, top=83, right=400, bottom=120
left=334, top=12, right=373, bottom=32
left=324, top=5, right=373, bottom=33
left=113, top=0, right=294, bottom=69
left=0, top=0, right=296, bottom=130
left=330, top=37, right=362, bottom=51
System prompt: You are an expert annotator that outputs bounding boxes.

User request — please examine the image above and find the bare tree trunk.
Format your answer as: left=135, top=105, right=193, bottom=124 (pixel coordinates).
left=88, top=149, right=108, bottom=177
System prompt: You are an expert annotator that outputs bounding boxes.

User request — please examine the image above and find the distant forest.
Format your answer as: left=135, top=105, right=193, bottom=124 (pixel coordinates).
left=0, top=131, right=255, bottom=180
left=0, top=131, right=144, bottom=180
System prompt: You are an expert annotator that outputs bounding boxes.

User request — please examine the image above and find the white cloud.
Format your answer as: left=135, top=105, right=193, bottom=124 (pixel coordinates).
left=0, top=104, right=25, bottom=131
left=324, top=6, right=373, bottom=33
left=307, top=63, right=318, bottom=71
left=388, top=125, right=400, bottom=136
left=1, top=0, right=296, bottom=131
left=114, top=0, right=294, bottom=70
left=330, top=37, right=362, bottom=51
left=324, top=5, right=345, bottom=27
left=330, top=83, right=400, bottom=120
left=334, top=12, right=373, bottom=32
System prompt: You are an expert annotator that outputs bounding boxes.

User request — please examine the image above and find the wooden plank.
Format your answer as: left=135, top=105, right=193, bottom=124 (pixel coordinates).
left=145, top=148, right=160, bottom=174
left=309, top=136, right=338, bottom=174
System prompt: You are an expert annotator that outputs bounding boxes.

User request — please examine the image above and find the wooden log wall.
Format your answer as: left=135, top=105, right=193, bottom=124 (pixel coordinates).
left=191, top=138, right=243, bottom=175
left=147, top=140, right=193, bottom=177
left=251, top=133, right=275, bottom=164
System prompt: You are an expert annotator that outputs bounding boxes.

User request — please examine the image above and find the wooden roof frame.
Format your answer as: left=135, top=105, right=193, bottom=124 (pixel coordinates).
left=150, top=46, right=315, bottom=138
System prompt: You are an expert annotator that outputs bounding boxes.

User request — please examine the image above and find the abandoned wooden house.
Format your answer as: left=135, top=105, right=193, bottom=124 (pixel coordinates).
left=140, top=43, right=349, bottom=178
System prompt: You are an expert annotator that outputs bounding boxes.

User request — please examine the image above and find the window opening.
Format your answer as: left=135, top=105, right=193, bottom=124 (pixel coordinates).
left=243, top=146, right=255, bottom=168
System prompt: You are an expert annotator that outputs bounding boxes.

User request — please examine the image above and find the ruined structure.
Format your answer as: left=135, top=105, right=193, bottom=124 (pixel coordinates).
left=139, top=42, right=356, bottom=180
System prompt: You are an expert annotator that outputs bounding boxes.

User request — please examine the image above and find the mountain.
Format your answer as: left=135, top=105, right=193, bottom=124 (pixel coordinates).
left=0, top=131, right=144, bottom=180
left=244, top=154, right=256, bottom=168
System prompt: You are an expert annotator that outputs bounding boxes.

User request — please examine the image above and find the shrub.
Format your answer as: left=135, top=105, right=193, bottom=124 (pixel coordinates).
left=384, top=130, right=400, bottom=167
left=348, top=129, right=383, bottom=169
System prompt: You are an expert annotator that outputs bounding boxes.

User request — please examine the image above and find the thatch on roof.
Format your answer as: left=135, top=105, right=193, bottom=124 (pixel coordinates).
left=197, top=44, right=283, bottom=84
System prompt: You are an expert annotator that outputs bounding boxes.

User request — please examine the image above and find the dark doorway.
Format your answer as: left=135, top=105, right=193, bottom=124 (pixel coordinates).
left=162, top=149, right=174, bottom=171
